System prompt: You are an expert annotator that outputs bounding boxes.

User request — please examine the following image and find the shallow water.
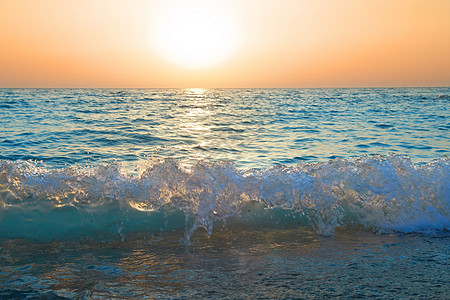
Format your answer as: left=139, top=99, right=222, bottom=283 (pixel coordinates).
left=0, top=88, right=449, bottom=298
left=1, top=229, right=449, bottom=298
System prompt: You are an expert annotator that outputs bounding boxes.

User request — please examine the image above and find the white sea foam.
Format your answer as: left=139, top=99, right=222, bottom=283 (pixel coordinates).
left=0, top=154, right=448, bottom=241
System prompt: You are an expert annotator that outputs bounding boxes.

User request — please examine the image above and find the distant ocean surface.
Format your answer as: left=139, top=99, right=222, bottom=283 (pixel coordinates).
left=0, top=88, right=449, bottom=298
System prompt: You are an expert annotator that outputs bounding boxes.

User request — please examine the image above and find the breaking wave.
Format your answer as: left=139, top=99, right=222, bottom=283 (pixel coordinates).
left=0, top=154, right=448, bottom=242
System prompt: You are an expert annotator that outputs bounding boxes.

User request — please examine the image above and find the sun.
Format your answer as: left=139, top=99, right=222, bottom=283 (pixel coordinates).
left=152, top=1, right=242, bottom=69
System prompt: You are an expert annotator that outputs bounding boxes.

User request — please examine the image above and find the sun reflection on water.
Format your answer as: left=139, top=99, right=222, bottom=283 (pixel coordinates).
left=185, top=88, right=206, bottom=95
left=179, top=89, right=215, bottom=163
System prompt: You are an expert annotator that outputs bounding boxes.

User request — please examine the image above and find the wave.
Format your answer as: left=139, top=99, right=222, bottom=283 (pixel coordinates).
left=0, top=154, right=448, bottom=242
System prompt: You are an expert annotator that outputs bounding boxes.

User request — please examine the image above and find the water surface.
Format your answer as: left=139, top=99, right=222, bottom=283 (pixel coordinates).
left=0, top=88, right=449, bottom=298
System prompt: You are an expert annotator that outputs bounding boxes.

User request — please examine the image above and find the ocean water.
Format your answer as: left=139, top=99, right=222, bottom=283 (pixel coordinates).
left=0, top=88, right=449, bottom=298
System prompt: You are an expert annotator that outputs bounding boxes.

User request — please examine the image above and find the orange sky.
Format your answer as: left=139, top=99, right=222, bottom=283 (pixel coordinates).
left=1, top=0, right=449, bottom=88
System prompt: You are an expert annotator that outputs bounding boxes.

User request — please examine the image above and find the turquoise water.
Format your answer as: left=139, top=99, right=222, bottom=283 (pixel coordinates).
left=0, top=88, right=449, bottom=298
left=1, top=88, right=448, bottom=168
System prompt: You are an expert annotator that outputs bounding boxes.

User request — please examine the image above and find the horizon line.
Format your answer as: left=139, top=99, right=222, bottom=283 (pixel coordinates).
left=1, top=85, right=449, bottom=89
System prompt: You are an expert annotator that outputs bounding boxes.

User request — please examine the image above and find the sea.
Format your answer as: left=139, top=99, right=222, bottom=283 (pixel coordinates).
left=0, top=88, right=449, bottom=298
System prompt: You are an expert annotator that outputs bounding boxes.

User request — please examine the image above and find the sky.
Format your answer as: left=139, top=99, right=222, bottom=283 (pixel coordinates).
left=1, top=0, right=449, bottom=88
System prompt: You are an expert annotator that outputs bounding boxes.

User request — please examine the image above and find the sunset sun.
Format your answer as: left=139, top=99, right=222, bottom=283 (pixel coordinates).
left=152, top=2, right=242, bottom=69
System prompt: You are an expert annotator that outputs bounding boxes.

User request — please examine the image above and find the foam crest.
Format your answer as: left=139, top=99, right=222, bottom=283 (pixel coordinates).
left=0, top=154, right=448, bottom=241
